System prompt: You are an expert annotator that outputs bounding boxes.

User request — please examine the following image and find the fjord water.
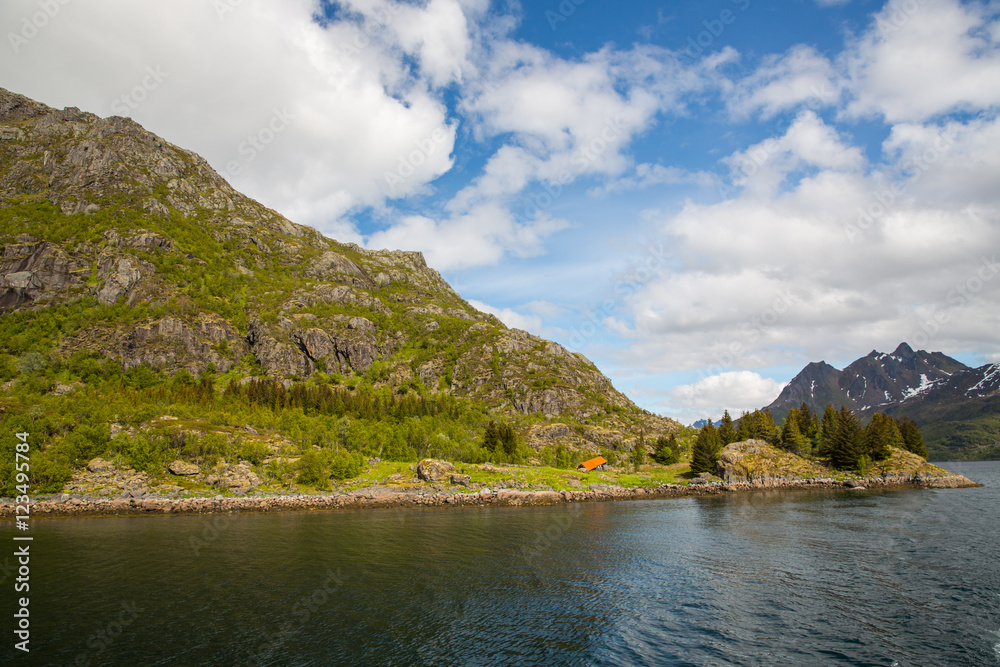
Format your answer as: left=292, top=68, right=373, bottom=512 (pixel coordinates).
left=4, top=462, right=999, bottom=666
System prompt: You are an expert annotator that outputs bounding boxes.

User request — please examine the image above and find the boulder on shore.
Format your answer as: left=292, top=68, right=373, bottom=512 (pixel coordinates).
left=417, top=459, right=454, bottom=482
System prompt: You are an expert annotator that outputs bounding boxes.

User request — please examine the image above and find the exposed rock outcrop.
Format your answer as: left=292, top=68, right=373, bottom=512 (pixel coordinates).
left=417, top=459, right=455, bottom=482
left=0, top=86, right=683, bottom=446
left=0, top=240, right=88, bottom=309
left=169, top=461, right=200, bottom=476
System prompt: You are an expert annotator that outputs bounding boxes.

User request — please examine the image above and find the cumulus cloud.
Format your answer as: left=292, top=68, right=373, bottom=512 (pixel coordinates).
left=661, top=372, right=787, bottom=424
left=366, top=203, right=570, bottom=270
left=0, top=0, right=456, bottom=236
left=609, top=111, right=1000, bottom=379
left=727, top=45, right=844, bottom=119
left=843, top=0, right=1000, bottom=122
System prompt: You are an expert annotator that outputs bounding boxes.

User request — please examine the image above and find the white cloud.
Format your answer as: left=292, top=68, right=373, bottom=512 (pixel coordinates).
left=366, top=203, right=570, bottom=271
left=380, top=0, right=472, bottom=88
left=591, top=163, right=716, bottom=196
left=467, top=299, right=542, bottom=332
left=844, top=0, right=1000, bottom=122
left=466, top=299, right=569, bottom=341
left=601, top=101, right=1000, bottom=381
left=728, top=45, right=844, bottom=118
left=722, top=111, right=865, bottom=198
left=0, top=0, right=458, bottom=236
left=665, top=372, right=787, bottom=422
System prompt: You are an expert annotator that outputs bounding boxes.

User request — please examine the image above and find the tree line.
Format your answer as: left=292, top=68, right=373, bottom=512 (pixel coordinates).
left=690, top=404, right=927, bottom=474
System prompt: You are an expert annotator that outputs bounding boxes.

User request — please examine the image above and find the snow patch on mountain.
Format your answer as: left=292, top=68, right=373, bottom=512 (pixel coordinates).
left=967, top=364, right=1000, bottom=398
left=903, top=374, right=938, bottom=400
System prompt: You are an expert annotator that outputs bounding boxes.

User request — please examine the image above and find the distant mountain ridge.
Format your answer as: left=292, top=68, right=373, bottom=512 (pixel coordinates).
left=765, top=343, right=1000, bottom=460
left=767, top=343, right=968, bottom=418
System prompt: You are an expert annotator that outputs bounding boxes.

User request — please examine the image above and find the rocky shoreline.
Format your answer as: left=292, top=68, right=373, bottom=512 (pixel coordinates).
left=0, top=471, right=980, bottom=519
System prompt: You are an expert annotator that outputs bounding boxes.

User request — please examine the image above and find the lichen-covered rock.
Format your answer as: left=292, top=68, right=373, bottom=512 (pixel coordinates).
left=95, top=255, right=144, bottom=305
left=168, top=460, right=200, bottom=476
left=417, top=459, right=455, bottom=482
left=215, top=462, right=260, bottom=489
left=306, top=251, right=371, bottom=285
left=87, top=458, right=111, bottom=473
left=715, top=440, right=828, bottom=484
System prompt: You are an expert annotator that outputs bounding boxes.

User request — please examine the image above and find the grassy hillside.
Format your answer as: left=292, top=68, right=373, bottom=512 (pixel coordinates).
left=0, top=88, right=681, bottom=496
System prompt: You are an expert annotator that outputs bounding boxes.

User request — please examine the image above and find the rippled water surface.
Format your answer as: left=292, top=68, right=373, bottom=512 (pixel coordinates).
left=3, top=461, right=999, bottom=666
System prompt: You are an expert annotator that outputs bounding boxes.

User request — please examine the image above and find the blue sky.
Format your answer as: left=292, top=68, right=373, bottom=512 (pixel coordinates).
left=3, top=0, right=1000, bottom=423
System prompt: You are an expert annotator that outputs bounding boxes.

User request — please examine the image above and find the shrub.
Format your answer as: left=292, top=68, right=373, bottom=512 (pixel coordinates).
left=296, top=450, right=326, bottom=487
left=329, top=451, right=364, bottom=481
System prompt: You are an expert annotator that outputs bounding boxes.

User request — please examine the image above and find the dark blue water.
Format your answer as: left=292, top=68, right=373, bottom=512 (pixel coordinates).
left=2, top=461, right=998, bottom=666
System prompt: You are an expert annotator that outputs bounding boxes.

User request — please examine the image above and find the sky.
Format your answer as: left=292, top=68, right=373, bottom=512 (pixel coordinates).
left=2, top=0, right=999, bottom=424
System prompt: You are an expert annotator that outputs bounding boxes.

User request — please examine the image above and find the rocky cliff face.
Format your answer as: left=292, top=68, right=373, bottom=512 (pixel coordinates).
left=0, top=87, right=678, bottom=442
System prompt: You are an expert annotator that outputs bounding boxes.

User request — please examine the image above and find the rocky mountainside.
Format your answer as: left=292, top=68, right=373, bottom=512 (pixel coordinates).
left=767, top=343, right=968, bottom=420
left=886, top=363, right=1000, bottom=460
left=764, top=343, right=998, bottom=459
left=0, top=87, right=678, bottom=454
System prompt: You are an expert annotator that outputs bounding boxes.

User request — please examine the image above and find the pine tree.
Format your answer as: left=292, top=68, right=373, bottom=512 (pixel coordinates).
left=691, top=421, right=722, bottom=474
left=718, top=410, right=737, bottom=446
left=896, top=416, right=928, bottom=458
left=632, top=430, right=646, bottom=471
left=498, top=422, right=518, bottom=459
left=864, top=413, right=902, bottom=462
left=735, top=411, right=751, bottom=442
left=817, top=403, right=838, bottom=458
left=799, top=402, right=820, bottom=443
left=483, top=420, right=500, bottom=454
left=781, top=408, right=812, bottom=457
left=830, top=407, right=864, bottom=470
left=739, top=409, right=780, bottom=445
left=652, top=433, right=680, bottom=465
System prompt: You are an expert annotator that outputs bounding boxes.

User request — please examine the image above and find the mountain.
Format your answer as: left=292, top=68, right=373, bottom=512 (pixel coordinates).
left=0, top=87, right=679, bottom=488
left=885, top=363, right=1000, bottom=460
left=764, top=343, right=999, bottom=459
